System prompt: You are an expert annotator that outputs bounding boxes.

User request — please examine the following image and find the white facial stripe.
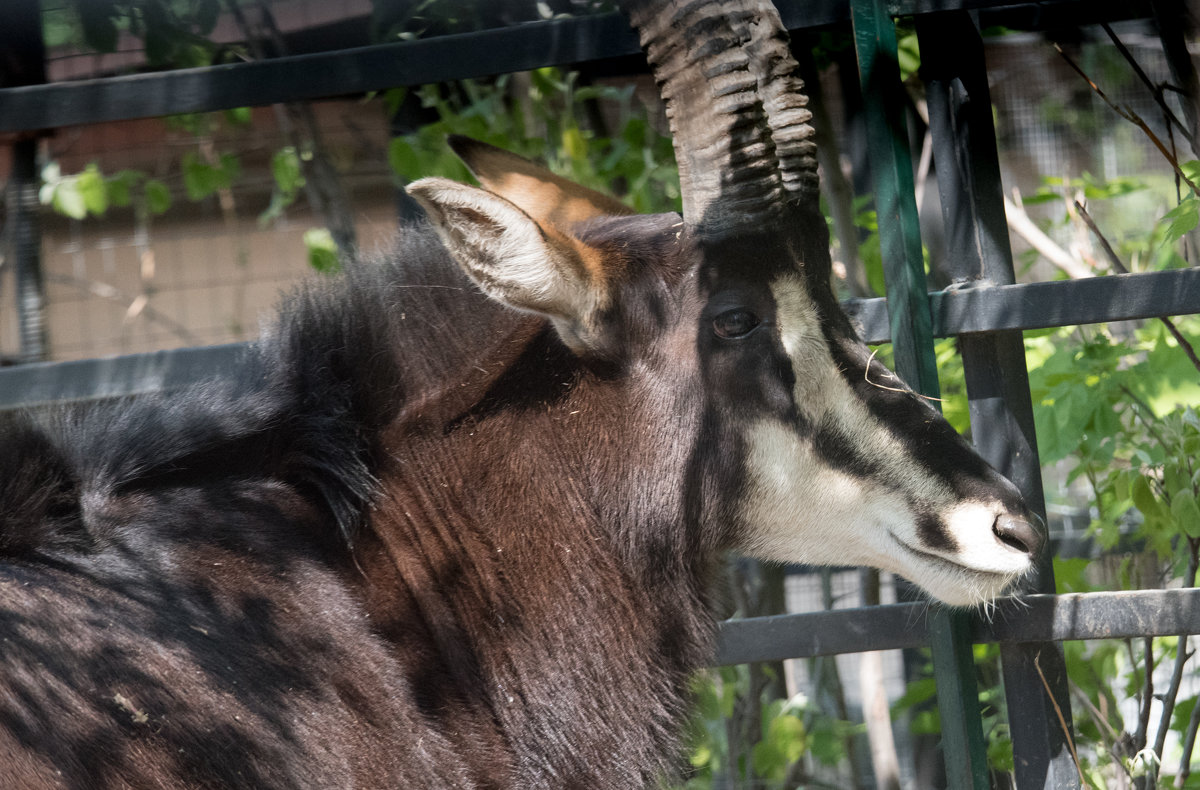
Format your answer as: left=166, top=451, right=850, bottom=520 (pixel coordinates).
left=734, top=276, right=1031, bottom=606
left=770, top=276, right=951, bottom=506
left=740, top=423, right=1024, bottom=607
left=740, top=419, right=908, bottom=569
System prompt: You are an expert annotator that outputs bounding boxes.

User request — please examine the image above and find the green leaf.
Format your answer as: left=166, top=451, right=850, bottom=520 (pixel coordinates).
left=1020, top=188, right=1064, bottom=206
left=897, top=32, right=921, bottom=82
left=1132, top=475, right=1168, bottom=524
left=909, top=708, right=941, bottom=735
left=304, top=228, right=341, bottom=274
left=1053, top=556, right=1093, bottom=594
left=270, top=147, right=305, bottom=195
left=181, top=151, right=239, bottom=201
left=689, top=741, right=712, bottom=769
left=75, top=166, right=108, bottom=215
left=259, top=161, right=303, bottom=226
left=143, top=26, right=175, bottom=67
left=892, top=677, right=938, bottom=714
left=105, top=170, right=141, bottom=208
left=561, top=126, right=587, bottom=162
left=752, top=713, right=806, bottom=779
left=218, top=153, right=242, bottom=183
left=1165, top=463, right=1191, bottom=498
left=43, top=8, right=80, bottom=49
left=182, top=153, right=214, bottom=200
left=224, top=107, right=253, bottom=127
left=1181, top=159, right=1200, bottom=187
left=1138, top=334, right=1200, bottom=415
left=387, top=138, right=421, bottom=180
left=140, top=0, right=182, bottom=66
left=806, top=718, right=845, bottom=766
left=1171, top=490, right=1200, bottom=538
left=51, top=181, right=87, bottom=220
left=1172, top=696, right=1198, bottom=734
left=1158, top=195, right=1200, bottom=248
left=716, top=666, right=742, bottom=719
left=1080, top=174, right=1144, bottom=201
left=143, top=179, right=172, bottom=215
left=382, top=87, right=408, bottom=118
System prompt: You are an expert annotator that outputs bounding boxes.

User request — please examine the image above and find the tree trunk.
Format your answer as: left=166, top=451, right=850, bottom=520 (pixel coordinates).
left=859, top=570, right=901, bottom=790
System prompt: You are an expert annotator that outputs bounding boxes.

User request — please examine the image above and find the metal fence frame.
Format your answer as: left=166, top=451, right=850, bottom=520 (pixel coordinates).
left=2, top=1, right=1199, bottom=788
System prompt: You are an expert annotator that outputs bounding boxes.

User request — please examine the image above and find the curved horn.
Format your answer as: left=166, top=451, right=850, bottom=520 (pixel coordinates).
left=621, top=0, right=819, bottom=238
left=742, top=1, right=821, bottom=203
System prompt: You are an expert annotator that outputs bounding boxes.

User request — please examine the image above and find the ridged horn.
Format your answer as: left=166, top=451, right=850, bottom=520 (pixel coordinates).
left=620, top=0, right=819, bottom=238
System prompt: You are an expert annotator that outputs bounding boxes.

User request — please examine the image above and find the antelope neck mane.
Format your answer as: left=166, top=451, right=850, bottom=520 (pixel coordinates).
left=7, top=224, right=542, bottom=559
left=269, top=223, right=547, bottom=431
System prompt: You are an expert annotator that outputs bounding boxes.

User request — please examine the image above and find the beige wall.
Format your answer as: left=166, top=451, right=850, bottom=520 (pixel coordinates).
left=34, top=201, right=396, bottom=361
left=3, top=99, right=401, bottom=362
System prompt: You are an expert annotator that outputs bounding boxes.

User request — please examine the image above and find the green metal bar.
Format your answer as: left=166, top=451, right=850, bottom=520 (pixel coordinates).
left=850, top=0, right=938, bottom=396
left=849, top=1, right=990, bottom=787
left=918, top=12, right=1080, bottom=788
left=927, top=612, right=991, bottom=786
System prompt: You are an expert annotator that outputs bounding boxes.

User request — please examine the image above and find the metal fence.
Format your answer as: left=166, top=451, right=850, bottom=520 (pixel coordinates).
left=2, top=1, right=1199, bottom=788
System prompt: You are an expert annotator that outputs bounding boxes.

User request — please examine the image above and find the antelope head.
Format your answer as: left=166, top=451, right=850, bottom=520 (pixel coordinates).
left=621, top=0, right=1042, bottom=605
left=407, top=0, right=1043, bottom=607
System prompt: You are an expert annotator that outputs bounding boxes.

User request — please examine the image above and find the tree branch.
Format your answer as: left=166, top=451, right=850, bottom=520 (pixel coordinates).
left=1074, top=200, right=1200, bottom=376
left=45, top=273, right=197, bottom=344
left=1154, top=544, right=1199, bottom=763
left=1056, top=43, right=1200, bottom=194
left=1177, top=645, right=1200, bottom=787
left=1151, top=0, right=1200, bottom=163
left=1099, top=22, right=1193, bottom=152
left=1003, top=194, right=1095, bottom=279
left=1132, top=637, right=1154, bottom=755
left=223, top=0, right=358, bottom=258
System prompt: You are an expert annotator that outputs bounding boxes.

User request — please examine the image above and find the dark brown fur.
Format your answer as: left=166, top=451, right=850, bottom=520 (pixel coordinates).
left=0, top=220, right=721, bottom=789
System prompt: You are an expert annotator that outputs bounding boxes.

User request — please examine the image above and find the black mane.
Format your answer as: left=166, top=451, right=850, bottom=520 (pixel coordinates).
left=1, top=223, right=520, bottom=561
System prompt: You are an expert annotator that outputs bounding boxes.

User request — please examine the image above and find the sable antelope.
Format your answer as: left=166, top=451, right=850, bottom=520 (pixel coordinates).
left=0, top=0, right=1042, bottom=787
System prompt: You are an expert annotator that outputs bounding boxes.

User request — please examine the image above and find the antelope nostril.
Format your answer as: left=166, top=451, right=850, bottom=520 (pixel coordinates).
left=992, top=513, right=1044, bottom=558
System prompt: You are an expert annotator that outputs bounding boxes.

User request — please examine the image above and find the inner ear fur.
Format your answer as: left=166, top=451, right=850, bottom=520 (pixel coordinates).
left=448, top=136, right=636, bottom=231
left=406, top=177, right=612, bottom=356
left=408, top=141, right=647, bottom=357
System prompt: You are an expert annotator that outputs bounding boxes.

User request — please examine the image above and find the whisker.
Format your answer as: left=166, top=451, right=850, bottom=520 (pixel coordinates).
left=865, top=348, right=944, bottom=402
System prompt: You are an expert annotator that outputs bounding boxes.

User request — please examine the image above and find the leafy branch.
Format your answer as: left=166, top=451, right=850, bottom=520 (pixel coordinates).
left=1025, top=31, right=1200, bottom=789
left=1073, top=200, right=1200, bottom=375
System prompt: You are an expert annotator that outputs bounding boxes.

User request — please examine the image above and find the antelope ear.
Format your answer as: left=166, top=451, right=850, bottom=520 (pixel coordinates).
left=448, top=136, right=635, bottom=230
left=407, top=177, right=606, bottom=339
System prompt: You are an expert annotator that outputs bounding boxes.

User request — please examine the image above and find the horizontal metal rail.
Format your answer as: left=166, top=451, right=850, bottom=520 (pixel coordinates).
left=713, top=588, right=1200, bottom=665
left=0, top=0, right=1147, bottom=134
left=847, top=267, right=1200, bottom=344
left=5, top=269, right=1195, bottom=410
left=0, top=343, right=246, bottom=410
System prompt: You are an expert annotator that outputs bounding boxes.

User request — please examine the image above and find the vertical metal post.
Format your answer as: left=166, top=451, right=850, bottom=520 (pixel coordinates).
left=918, top=11, right=1080, bottom=790
left=849, top=2, right=990, bottom=787
left=850, top=0, right=938, bottom=394
left=2, top=0, right=49, bottom=363
left=11, top=138, right=46, bottom=363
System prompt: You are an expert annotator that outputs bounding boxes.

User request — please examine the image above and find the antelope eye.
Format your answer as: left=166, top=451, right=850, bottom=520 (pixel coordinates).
left=712, top=308, right=761, bottom=340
